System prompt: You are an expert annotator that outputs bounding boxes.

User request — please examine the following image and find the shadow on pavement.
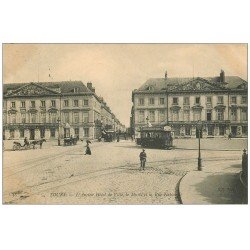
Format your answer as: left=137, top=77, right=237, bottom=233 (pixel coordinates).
left=194, top=172, right=246, bottom=204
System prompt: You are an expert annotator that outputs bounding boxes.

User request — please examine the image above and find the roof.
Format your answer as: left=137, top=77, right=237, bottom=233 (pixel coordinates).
left=136, top=76, right=247, bottom=92
left=3, top=81, right=92, bottom=94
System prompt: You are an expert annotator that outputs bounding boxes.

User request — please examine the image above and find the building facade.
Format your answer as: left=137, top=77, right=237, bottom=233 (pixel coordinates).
left=131, top=70, right=248, bottom=138
left=3, top=81, right=125, bottom=140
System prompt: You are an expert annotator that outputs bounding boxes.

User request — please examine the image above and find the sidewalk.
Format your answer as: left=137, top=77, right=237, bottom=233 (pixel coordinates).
left=179, top=160, right=247, bottom=204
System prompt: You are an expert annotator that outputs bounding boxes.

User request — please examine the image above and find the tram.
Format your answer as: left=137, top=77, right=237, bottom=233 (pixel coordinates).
left=140, top=126, right=173, bottom=149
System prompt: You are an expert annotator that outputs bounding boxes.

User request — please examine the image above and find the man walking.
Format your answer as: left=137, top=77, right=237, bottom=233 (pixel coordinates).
left=139, top=149, right=147, bottom=171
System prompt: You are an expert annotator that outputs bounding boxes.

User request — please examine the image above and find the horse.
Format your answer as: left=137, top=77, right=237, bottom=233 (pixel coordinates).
left=30, top=139, right=46, bottom=149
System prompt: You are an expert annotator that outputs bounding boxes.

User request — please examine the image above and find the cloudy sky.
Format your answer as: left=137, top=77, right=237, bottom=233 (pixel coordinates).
left=3, top=44, right=247, bottom=126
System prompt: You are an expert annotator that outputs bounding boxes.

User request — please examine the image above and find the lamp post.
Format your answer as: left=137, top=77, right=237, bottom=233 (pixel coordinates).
left=197, top=120, right=202, bottom=171
left=57, top=117, right=61, bottom=146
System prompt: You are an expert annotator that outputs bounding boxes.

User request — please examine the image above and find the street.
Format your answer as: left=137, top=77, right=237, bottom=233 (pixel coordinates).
left=3, top=138, right=247, bottom=204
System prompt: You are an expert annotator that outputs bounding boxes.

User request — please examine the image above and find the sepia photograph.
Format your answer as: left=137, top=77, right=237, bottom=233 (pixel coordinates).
left=2, top=43, right=248, bottom=205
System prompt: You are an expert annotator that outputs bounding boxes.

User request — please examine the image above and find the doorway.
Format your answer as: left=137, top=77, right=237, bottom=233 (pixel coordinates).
left=231, top=126, right=237, bottom=137
left=30, top=129, right=35, bottom=140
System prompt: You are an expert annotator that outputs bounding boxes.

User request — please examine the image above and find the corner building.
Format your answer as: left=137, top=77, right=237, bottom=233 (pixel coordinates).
left=3, top=81, right=124, bottom=140
left=132, top=70, right=248, bottom=138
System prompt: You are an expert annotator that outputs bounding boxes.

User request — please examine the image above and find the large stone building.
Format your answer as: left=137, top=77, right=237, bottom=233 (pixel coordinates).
left=131, top=70, right=248, bottom=138
left=3, top=81, right=125, bottom=140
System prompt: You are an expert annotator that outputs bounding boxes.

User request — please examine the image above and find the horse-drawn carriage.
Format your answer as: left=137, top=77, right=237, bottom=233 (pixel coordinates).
left=12, top=139, right=46, bottom=151
left=63, top=136, right=78, bottom=146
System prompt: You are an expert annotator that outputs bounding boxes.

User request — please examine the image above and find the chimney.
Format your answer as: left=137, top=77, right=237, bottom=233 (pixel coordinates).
left=87, top=82, right=95, bottom=92
left=165, top=70, right=168, bottom=79
left=220, top=70, right=225, bottom=82
left=87, top=82, right=92, bottom=89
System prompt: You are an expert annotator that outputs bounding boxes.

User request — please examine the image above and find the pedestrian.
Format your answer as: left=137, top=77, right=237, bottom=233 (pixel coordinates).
left=85, top=145, right=91, bottom=155
left=228, top=132, right=232, bottom=140
left=139, top=149, right=147, bottom=171
left=117, top=134, right=120, bottom=142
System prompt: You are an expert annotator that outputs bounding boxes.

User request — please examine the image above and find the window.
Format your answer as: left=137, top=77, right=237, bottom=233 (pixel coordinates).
left=11, top=102, right=16, bottom=108
left=20, top=129, right=24, bottom=138
left=241, top=109, right=247, bottom=121
left=242, top=96, right=247, bottom=104
left=51, top=100, right=56, bottom=107
left=50, top=113, right=57, bottom=123
left=193, top=110, right=201, bottom=121
left=74, top=112, right=79, bottom=123
left=231, top=96, right=237, bottom=104
left=41, top=128, right=45, bottom=138
left=83, top=112, right=89, bottom=123
left=64, top=112, right=70, bottom=123
left=21, top=101, right=26, bottom=108
left=217, top=110, right=224, bottom=121
left=74, top=100, right=79, bottom=107
left=218, top=96, right=223, bottom=104
left=231, top=109, right=237, bottom=121
left=149, top=98, right=154, bottom=105
left=21, top=113, right=26, bottom=123
left=41, top=113, right=46, bottom=123
left=160, top=98, right=165, bottom=105
left=84, top=128, right=89, bottom=137
left=219, top=125, right=225, bottom=136
left=207, top=97, right=212, bottom=104
left=184, top=110, right=190, bottom=121
left=11, top=114, right=16, bottom=123
left=31, top=101, right=35, bottom=108
left=84, top=99, right=89, bottom=106
left=64, top=100, right=69, bottom=107
left=139, top=110, right=145, bottom=123
left=31, top=113, right=37, bottom=123
left=173, top=97, right=178, bottom=105
left=195, top=97, right=200, bottom=105
left=41, top=100, right=46, bottom=107
left=159, top=110, right=165, bottom=122
left=172, top=110, right=179, bottom=121
left=149, top=111, right=155, bottom=122
left=206, top=111, right=212, bottom=121
left=184, top=97, right=190, bottom=105
left=139, top=98, right=144, bottom=106
left=207, top=125, right=214, bottom=136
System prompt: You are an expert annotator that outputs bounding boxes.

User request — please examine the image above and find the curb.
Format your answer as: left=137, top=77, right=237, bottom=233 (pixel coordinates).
left=177, top=172, right=188, bottom=204
left=239, top=171, right=248, bottom=189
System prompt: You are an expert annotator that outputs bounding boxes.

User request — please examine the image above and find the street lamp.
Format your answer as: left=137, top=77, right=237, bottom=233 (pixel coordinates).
left=197, top=120, right=202, bottom=171
left=57, top=117, right=61, bottom=146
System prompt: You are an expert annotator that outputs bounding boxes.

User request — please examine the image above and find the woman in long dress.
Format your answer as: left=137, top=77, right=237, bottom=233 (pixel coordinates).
left=84, top=140, right=92, bottom=155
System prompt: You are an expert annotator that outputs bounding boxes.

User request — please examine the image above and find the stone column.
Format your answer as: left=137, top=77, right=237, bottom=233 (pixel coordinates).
left=89, top=126, right=94, bottom=139
left=79, top=127, right=84, bottom=140
left=225, top=126, right=230, bottom=136
left=214, top=125, right=219, bottom=136
left=14, top=129, right=20, bottom=139
left=191, top=125, right=196, bottom=138
left=24, top=129, right=30, bottom=139
left=180, top=125, right=185, bottom=137
left=237, top=126, right=242, bottom=137
left=45, top=129, right=51, bottom=139
left=55, top=129, right=59, bottom=139
left=5, top=129, right=10, bottom=140
left=203, top=125, right=208, bottom=138
left=35, top=128, right=40, bottom=139
left=70, top=127, right=74, bottom=136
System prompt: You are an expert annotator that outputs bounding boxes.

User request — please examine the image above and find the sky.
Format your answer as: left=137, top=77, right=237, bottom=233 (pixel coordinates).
left=3, top=44, right=247, bottom=126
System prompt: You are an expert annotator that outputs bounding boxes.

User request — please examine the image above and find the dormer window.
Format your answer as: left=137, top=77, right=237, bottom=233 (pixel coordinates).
left=148, top=86, right=153, bottom=91
left=73, top=87, right=79, bottom=93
